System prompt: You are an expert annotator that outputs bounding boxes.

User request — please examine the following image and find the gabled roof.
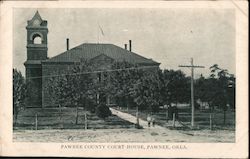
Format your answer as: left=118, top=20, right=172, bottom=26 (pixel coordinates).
left=45, top=43, right=160, bottom=65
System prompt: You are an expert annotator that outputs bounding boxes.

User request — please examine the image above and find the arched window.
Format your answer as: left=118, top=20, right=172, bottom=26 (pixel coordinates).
left=33, top=36, right=42, bottom=44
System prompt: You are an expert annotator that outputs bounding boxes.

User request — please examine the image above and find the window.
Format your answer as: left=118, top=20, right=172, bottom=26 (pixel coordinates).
left=98, top=73, right=102, bottom=82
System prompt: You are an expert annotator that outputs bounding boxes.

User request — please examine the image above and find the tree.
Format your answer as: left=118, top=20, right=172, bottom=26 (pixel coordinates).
left=195, top=74, right=222, bottom=110
left=13, top=69, right=26, bottom=125
left=132, top=68, right=162, bottom=112
left=194, top=65, right=236, bottom=125
left=110, top=62, right=162, bottom=113
left=227, top=74, right=235, bottom=110
left=194, top=74, right=205, bottom=109
left=160, top=69, right=190, bottom=106
left=110, top=64, right=162, bottom=128
left=209, top=64, right=235, bottom=124
left=46, top=60, right=97, bottom=124
left=109, top=61, right=140, bottom=109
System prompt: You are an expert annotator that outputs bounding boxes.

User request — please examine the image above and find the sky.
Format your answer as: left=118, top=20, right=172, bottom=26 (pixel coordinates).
left=13, top=8, right=235, bottom=78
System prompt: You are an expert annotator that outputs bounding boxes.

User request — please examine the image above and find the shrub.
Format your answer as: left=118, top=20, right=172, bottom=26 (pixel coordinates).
left=85, top=100, right=97, bottom=113
left=96, top=104, right=112, bottom=119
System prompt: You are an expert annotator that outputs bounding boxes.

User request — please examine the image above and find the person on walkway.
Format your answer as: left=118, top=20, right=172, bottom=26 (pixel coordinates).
left=151, top=115, right=156, bottom=127
left=147, top=114, right=152, bottom=127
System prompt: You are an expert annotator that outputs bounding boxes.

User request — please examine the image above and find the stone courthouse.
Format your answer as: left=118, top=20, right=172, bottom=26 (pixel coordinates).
left=24, top=11, right=160, bottom=107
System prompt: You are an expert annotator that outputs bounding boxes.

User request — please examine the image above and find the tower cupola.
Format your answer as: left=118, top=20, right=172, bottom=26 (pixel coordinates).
left=26, top=11, right=48, bottom=60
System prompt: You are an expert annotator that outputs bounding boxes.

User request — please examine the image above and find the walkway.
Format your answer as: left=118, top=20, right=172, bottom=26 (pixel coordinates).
left=110, top=107, right=167, bottom=130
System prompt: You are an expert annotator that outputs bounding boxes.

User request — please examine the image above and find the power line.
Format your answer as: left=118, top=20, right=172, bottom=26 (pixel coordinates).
left=26, top=65, right=159, bottom=80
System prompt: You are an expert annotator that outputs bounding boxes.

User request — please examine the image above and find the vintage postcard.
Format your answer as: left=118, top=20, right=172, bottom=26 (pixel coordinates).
left=0, top=0, right=248, bottom=158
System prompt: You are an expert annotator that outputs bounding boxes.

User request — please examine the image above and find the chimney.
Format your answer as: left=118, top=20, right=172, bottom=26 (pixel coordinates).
left=124, top=44, right=127, bottom=50
left=66, top=38, right=69, bottom=51
left=129, top=40, right=132, bottom=52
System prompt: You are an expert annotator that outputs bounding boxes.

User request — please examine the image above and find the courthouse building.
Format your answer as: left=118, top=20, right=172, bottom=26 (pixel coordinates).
left=24, top=11, right=160, bottom=107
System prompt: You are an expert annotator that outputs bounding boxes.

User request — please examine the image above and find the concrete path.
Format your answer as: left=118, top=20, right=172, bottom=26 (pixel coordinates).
left=110, top=107, right=166, bottom=130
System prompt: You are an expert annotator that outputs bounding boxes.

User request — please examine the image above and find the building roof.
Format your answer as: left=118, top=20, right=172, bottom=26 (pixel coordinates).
left=45, top=43, right=160, bottom=65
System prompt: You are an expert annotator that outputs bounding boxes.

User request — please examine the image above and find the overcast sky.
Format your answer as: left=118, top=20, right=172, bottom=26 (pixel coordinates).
left=13, top=8, right=235, bottom=78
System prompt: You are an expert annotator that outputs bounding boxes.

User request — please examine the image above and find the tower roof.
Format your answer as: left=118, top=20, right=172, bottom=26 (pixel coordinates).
left=27, top=11, right=47, bottom=27
left=32, top=11, right=43, bottom=22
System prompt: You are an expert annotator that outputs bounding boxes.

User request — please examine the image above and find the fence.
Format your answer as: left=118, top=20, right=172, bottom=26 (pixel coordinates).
left=14, top=106, right=235, bottom=130
left=117, top=106, right=235, bottom=130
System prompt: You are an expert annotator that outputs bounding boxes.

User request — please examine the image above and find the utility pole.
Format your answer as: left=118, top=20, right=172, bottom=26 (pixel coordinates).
left=179, top=58, right=204, bottom=128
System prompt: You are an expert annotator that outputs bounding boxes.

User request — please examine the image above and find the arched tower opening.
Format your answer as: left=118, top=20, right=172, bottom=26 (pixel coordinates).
left=33, top=36, right=42, bottom=44
left=31, top=33, right=43, bottom=44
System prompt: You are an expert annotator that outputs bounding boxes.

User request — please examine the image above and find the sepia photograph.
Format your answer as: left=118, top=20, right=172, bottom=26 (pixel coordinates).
left=0, top=1, right=248, bottom=158
left=13, top=7, right=236, bottom=143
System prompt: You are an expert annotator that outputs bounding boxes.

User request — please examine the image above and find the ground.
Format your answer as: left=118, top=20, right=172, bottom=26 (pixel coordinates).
left=13, top=128, right=234, bottom=142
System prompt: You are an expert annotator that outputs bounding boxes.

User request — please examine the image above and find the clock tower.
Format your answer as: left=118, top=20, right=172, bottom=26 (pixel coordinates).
left=24, top=11, right=48, bottom=107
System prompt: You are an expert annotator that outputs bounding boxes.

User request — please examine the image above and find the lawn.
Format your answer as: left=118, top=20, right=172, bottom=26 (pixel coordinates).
left=14, top=107, right=135, bottom=130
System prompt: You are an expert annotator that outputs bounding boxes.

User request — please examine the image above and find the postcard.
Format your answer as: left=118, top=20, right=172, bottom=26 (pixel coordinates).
left=0, top=1, right=248, bottom=158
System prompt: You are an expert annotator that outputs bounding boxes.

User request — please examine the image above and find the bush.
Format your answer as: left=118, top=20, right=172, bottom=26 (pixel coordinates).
left=96, top=104, right=112, bottom=119
left=151, top=105, right=160, bottom=113
left=85, top=100, right=97, bottom=113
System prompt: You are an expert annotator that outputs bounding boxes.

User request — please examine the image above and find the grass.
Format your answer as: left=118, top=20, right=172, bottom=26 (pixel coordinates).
left=14, top=107, right=135, bottom=130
